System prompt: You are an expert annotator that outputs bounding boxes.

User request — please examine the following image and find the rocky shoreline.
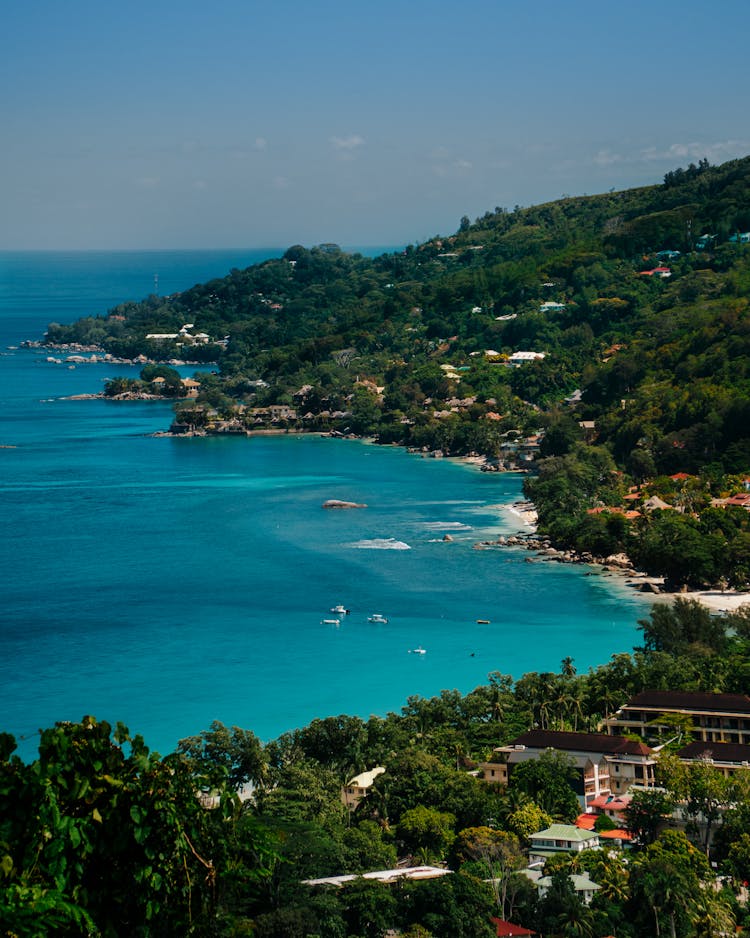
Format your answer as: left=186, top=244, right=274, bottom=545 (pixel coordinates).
left=23, top=339, right=209, bottom=368
left=476, top=525, right=750, bottom=612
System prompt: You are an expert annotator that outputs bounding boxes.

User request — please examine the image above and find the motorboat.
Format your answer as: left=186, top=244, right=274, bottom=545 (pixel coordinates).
left=367, top=613, right=388, bottom=624
left=409, top=646, right=426, bottom=655
left=321, top=618, right=341, bottom=626
left=330, top=604, right=349, bottom=615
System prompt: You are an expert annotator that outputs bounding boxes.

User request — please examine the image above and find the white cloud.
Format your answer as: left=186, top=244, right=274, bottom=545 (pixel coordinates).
left=254, top=137, right=267, bottom=151
left=331, top=134, right=365, bottom=151
left=134, top=176, right=160, bottom=188
left=431, top=156, right=473, bottom=178
left=593, top=149, right=622, bottom=167
left=642, top=140, right=750, bottom=164
left=272, top=175, right=289, bottom=189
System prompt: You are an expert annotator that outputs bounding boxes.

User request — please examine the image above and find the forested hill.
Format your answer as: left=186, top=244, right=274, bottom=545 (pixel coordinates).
left=46, top=156, right=750, bottom=588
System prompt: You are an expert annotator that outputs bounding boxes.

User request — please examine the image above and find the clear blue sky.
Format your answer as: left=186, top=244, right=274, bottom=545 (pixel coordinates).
left=3, top=0, right=748, bottom=250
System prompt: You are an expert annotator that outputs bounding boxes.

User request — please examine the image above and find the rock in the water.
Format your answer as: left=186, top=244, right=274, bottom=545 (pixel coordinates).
left=322, top=499, right=367, bottom=509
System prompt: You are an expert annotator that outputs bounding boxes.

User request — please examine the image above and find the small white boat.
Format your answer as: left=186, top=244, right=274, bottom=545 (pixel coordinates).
left=368, top=613, right=388, bottom=624
left=321, top=618, right=341, bottom=626
left=330, top=604, right=349, bottom=615
left=409, top=646, right=426, bottom=655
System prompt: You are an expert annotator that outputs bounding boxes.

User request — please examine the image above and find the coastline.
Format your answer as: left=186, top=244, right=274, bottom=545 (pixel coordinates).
left=41, top=356, right=750, bottom=617
left=473, top=505, right=750, bottom=615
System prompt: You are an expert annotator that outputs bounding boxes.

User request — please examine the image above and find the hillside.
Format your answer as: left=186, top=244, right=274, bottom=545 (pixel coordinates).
left=45, top=156, right=750, bottom=588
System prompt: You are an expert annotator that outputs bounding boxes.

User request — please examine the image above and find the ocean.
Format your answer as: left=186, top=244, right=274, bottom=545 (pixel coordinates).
left=0, top=249, right=652, bottom=760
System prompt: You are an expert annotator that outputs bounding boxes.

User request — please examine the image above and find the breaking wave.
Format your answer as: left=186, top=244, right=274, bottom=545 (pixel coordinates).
left=349, top=538, right=412, bottom=550
left=420, top=521, right=472, bottom=530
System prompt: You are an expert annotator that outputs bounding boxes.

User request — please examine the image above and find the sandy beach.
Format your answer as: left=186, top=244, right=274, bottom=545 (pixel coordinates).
left=645, top=584, right=750, bottom=614
left=493, top=498, right=750, bottom=615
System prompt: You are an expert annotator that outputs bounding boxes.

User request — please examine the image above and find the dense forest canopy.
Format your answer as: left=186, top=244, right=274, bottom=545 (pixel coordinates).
left=45, top=156, right=750, bottom=588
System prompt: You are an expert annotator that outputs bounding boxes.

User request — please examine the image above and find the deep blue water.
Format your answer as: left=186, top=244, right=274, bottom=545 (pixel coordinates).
left=0, top=249, right=652, bottom=760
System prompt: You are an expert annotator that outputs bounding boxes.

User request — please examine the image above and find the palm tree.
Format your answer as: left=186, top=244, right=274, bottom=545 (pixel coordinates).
left=689, top=890, right=736, bottom=937
left=560, top=656, right=577, bottom=678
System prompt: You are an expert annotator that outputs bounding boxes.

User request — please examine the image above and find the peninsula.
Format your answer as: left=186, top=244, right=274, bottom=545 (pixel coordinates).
left=39, top=156, right=750, bottom=594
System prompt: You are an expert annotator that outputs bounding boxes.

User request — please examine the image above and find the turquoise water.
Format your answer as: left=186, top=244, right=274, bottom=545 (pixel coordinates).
left=0, top=250, right=652, bottom=760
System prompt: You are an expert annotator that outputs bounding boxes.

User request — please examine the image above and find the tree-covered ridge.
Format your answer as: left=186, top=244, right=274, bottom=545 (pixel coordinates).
left=44, top=156, right=750, bottom=587
left=4, top=600, right=750, bottom=935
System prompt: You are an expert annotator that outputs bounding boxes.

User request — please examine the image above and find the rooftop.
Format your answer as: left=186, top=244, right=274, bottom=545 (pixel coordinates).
left=503, top=729, right=652, bottom=757
left=303, top=865, right=451, bottom=887
left=621, top=691, right=750, bottom=714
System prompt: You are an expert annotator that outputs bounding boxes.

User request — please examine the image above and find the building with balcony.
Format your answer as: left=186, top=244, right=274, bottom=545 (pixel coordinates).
left=478, top=730, right=656, bottom=805
left=602, top=691, right=750, bottom=746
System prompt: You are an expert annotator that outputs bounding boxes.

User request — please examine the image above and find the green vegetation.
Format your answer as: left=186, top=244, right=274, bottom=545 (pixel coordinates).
left=44, top=156, right=750, bottom=589
left=4, top=599, right=750, bottom=934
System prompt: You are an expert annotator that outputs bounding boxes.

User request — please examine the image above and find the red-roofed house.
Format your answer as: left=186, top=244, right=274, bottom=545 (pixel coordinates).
left=492, top=919, right=537, bottom=937
left=575, top=811, right=633, bottom=845
left=638, top=266, right=672, bottom=277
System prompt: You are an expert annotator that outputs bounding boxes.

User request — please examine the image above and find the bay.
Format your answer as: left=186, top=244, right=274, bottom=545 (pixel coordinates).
left=0, top=250, right=652, bottom=760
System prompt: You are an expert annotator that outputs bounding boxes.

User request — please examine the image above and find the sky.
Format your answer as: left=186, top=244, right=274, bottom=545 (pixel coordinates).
left=2, top=0, right=749, bottom=251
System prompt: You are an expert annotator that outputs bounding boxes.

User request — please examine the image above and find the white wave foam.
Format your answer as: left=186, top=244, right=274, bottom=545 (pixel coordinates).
left=349, top=538, right=411, bottom=550
left=420, top=521, right=472, bottom=530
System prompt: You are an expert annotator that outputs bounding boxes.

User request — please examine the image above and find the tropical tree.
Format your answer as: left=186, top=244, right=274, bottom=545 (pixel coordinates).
left=0, top=717, right=247, bottom=935
left=508, top=750, right=580, bottom=821
left=451, top=826, right=525, bottom=918
left=177, top=719, right=267, bottom=790
left=396, top=806, right=456, bottom=863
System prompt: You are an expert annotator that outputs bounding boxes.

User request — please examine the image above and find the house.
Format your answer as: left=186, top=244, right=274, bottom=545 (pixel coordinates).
left=574, top=810, right=633, bottom=847
left=695, top=234, right=716, bottom=249
left=509, top=351, right=546, bottom=364
left=303, top=865, right=450, bottom=887
left=181, top=377, right=200, bottom=398
left=341, top=766, right=385, bottom=811
left=587, top=792, right=631, bottom=821
left=491, top=918, right=537, bottom=936
left=638, top=266, right=672, bottom=278
left=479, top=730, right=656, bottom=803
left=642, top=495, right=673, bottom=511
left=525, top=869, right=602, bottom=905
left=603, top=690, right=750, bottom=745
left=578, top=419, right=596, bottom=437
left=528, top=824, right=599, bottom=862
left=676, top=741, right=750, bottom=779
left=539, top=301, right=566, bottom=312
left=728, top=232, right=750, bottom=244
left=586, top=506, right=641, bottom=520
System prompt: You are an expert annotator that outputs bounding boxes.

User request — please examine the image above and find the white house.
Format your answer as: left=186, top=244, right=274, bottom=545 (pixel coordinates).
left=341, top=766, right=385, bottom=811
left=509, top=351, right=546, bottom=364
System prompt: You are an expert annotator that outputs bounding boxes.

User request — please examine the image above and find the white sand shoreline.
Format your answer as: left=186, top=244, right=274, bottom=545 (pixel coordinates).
left=447, top=454, right=750, bottom=615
